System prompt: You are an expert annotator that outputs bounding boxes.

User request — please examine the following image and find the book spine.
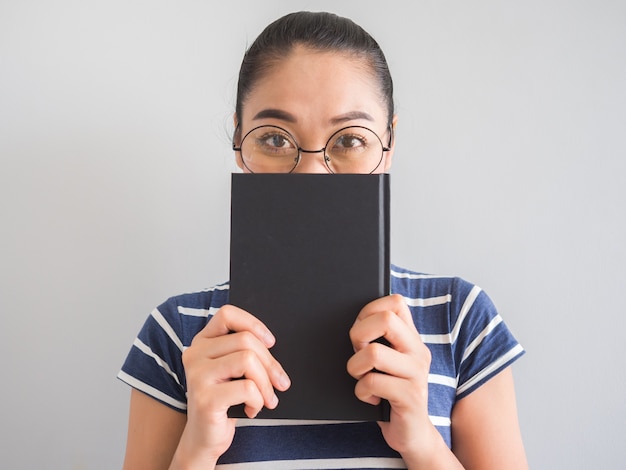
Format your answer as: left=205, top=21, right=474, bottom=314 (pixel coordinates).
left=380, top=174, right=391, bottom=297
left=380, top=173, right=392, bottom=422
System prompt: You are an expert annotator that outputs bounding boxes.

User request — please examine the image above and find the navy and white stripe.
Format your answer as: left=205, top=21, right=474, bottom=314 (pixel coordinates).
left=119, top=266, right=524, bottom=469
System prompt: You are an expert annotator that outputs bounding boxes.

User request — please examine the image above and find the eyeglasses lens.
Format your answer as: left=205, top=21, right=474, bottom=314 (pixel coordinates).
left=239, top=126, right=384, bottom=174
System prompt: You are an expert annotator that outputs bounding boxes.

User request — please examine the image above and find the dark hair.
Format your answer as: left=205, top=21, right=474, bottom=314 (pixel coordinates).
left=235, top=11, right=394, bottom=126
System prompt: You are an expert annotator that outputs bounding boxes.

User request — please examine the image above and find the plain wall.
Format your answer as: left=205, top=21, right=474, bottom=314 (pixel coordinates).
left=1, top=1, right=624, bottom=468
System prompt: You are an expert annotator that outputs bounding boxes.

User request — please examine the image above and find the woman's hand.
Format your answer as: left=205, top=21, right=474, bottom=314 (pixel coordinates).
left=171, top=304, right=291, bottom=469
left=347, top=294, right=459, bottom=468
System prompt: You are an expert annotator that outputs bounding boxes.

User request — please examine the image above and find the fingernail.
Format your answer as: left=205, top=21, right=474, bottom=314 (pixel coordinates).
left=264, top=330, right=276, bottom=346
left=257, top=327, right=275, bottom=346
left=265, top=331, right=276, bottom=345
left=270, top=393, right=279, bottom=408
left=279, top=373, right=291, bottom=389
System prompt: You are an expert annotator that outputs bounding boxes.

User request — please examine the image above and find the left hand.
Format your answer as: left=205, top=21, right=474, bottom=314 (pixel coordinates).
left=347, top=293, right=438, bottom=459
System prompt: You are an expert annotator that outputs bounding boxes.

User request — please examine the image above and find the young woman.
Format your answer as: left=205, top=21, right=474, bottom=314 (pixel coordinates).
left=119, top=11, right=528, bottom=469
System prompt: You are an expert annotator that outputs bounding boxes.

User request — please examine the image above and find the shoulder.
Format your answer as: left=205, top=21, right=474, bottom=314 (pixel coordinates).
left=390, top=264, right=502, bottom=337
left=157, top=281, right=230, bottom=314
left=391, top=265, right=524, bottom=398
left=390, top=264, right=479, bottom=303
left=151, top=281, right=230, bottom=347
left=118, top=281, right=231, bottom=411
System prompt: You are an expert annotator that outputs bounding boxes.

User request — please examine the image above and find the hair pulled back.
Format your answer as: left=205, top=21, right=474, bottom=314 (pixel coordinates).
left=235, top=11, right=394, bottom=125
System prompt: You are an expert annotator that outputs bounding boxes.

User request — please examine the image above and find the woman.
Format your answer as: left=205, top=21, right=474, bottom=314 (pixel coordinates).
left=119, top=11, right=528, bottom=469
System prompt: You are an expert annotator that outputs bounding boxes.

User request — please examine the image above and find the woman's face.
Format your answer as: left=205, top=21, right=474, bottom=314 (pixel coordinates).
left=235, top=46, right=396, bottom=174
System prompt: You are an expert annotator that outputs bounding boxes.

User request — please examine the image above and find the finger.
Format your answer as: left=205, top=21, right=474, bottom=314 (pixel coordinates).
left=347, top=341, right=417, bottom=379
left=350, top=309, right=419, bottom=353
left=200, top=330, right=272, bottom=360
left=223, top=333, right=290, bottom=393
left=354, top=371, right=416, bottom=409
left=197, top=304, right=275, bottom=347
left=357, top=294, right=414, bottom=327
left=195, top=331, right=291, bottom=392
left=197, top=379, right=267, bottom=419
left=207, top=350, right=280, bottom=410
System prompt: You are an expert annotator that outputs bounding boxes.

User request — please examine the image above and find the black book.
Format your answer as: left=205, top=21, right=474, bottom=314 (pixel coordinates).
left=228, top=173, right=390, bottom=421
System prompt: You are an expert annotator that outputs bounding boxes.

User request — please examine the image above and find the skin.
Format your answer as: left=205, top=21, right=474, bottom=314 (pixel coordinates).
left=234, top=46, right=396, bottom=173
left=122, top=46, right=529, bottom=469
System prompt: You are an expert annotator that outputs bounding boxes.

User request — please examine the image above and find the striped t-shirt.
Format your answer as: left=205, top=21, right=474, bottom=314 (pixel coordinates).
left=118, top=265, right=524, bottom=469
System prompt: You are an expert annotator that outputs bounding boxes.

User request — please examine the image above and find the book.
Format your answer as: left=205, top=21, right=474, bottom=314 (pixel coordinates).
left=228, top=173, right=390, bottom=421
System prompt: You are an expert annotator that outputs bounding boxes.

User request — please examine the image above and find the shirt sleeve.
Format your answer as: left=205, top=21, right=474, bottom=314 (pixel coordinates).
left=452, top=280, right=525, bottom=400
left=117, top=297, right=189, bottom=413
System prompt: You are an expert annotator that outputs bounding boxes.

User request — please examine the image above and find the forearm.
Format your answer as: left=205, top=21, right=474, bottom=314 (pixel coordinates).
left=169, top=451, right=218, bottom=470
left=168, top=429, right=220, bottom=470
left=400, top=425, right=464, bottom=470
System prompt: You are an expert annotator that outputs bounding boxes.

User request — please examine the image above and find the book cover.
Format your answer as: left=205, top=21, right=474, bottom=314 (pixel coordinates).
left=228, top=173, right=390, bottom=421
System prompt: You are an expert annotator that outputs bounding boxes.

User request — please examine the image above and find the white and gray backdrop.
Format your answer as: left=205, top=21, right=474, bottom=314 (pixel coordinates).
left=1, top=1, right=624, bottom=468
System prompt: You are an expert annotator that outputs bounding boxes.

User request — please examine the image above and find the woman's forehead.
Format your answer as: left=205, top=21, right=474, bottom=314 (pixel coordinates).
left=240, top=48, right=388, bottom=126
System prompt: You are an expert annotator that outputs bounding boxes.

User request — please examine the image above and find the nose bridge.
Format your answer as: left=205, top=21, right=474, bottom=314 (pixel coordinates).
left=293, top=147, right=330, bottom=174
left=299, top=147, right=325, bottom=154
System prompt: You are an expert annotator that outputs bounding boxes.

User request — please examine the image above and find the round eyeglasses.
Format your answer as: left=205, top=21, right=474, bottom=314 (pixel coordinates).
left=232, top=125, right=392, bottom=174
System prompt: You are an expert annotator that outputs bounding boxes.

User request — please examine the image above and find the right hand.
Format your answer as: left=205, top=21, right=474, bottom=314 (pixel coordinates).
left=171, top=304, right=291, bottom=468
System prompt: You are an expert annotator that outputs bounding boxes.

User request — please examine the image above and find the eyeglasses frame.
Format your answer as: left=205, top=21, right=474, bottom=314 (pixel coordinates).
left=232, top=124, right=393, bottom=174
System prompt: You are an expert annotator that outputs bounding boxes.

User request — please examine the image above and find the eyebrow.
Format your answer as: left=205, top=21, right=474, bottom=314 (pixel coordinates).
left=252, top=109, right=297, bottom=122
left=251, top=109, right=375, bottom=125
left=329, top=111, right=375, bottom=125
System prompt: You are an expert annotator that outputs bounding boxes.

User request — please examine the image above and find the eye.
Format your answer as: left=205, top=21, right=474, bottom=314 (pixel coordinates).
left=331, top=131, right=369, bottom=153
left=260, top=133, right=292, bottom=149
left=262, top=134, right=291, bottom=148
left=335, top=135, right=365, bottom=149
left=253, top=129, right=297, bottom=154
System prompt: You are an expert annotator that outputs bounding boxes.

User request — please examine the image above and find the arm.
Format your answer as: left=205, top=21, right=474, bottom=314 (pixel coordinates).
left=348, top=294, right=464, bottom=469
left=123, top=389, right=187, bottom=470
left=348, top=294, right=527, bottom=469
left=451, top=367, right=528, bottom=469
left=122, top=305, right=291, bottom=470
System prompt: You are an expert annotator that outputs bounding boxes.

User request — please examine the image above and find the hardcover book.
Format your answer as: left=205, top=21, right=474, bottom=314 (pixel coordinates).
left=228, top=173, right=390, bottom=421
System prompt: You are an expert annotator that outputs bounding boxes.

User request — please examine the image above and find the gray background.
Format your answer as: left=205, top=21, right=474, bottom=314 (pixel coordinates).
left=1, top=1, right=624, bottom=468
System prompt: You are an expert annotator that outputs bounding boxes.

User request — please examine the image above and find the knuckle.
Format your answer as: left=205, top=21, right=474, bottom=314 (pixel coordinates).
left=219, top=304, right=236, bottom=316
left=388, top=293, right=407, bottom=311
left=418, top=343, right=432, bottom=365
left=363, top=371, right=377, bottom=388
left=379, top=309, right=396, bottom=328
left=214, top=304, right=237, bottom=323
left=359, top=371, right=381, bottom=394
left=354, top=380, right=367, bottom=399
left=241, top=378, right=260, bottom=396
left=237, top=330, right=257, bottom=348
left=366, top=341, right=384, bottom=364
left=423, top=344, right=432, bottom=361
left=389, top=294, right=411, bottom=319
left=239, top=349, right=258, bottom=368
left=181, top=346, right=195, bottom=369
left=348, top=324, right=357, bottom=341
left=209, top=306, right=226, bottom=323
